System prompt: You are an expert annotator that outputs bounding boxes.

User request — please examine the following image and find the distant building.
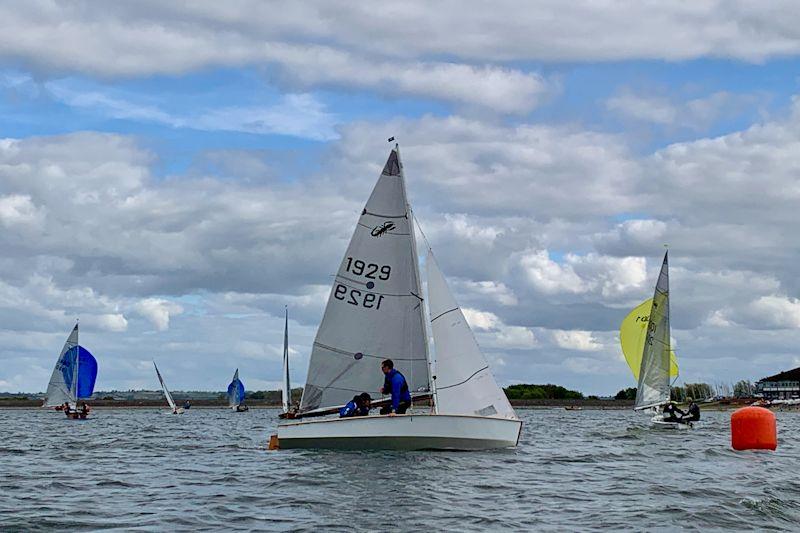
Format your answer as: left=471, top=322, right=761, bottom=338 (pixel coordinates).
left=755, top=367, right=800, bottom=400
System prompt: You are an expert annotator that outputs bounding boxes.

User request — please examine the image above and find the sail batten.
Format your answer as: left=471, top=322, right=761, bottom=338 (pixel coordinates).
left=298, top=147, right=430, bottom=412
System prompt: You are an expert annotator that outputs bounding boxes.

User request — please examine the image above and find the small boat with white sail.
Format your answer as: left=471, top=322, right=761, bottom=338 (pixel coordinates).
left=154, top=361, right=183, bottom=414
left=620, top=250, right=691, bottom=429
left=227, top=369, right=248, bottom=412
left=274, top=144, right=522, bottom=450
left=44, top=323, right=98, bottom=419
left=281, top=306, right=292, bottom=414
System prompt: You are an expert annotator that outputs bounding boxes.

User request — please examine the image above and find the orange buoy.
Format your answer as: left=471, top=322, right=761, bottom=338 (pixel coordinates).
left=268, top=434, right=280, bottom=450
left=731, top=406, right=777, bottom=451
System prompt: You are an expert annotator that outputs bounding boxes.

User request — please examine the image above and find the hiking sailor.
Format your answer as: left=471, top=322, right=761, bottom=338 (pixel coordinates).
left=681, top=397, right=700, bottom=423
left=661, top=401, right=682, bottom=422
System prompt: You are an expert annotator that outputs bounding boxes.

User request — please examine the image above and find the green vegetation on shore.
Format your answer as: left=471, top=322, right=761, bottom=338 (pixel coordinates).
left=503, top=383, right=584, bottom=400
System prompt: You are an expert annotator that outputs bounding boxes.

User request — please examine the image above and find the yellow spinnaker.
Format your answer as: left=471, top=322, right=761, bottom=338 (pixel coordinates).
left=620, top=298, right=678, bottom=380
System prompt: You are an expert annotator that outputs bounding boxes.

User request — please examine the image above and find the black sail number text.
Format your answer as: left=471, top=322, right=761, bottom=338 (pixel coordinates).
left=345, top=257, right=391, bottom=280
left=334, top=284, right=385, bottom=309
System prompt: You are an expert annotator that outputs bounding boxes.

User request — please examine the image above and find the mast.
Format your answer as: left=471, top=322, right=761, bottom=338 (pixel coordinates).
left=282, top=306, right=291, bottom=413
left=395, top=143, right=436, bottom=413
left=73, top=320, right=79, bottom=404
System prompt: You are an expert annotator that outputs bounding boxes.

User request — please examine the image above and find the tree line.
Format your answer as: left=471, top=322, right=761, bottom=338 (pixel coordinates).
left=615, top=380, right=757, bottom=401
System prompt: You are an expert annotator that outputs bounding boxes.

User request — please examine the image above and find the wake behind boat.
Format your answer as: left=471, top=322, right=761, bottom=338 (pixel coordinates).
left=275, top=144, right=521, bottom=450
left=44, top=323, right=98, bottom=419
left=620, top=251, right=693, bottom=430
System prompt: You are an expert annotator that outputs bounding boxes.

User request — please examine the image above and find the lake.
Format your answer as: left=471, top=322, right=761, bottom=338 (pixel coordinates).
left=1, top=408, right=798, bottom=531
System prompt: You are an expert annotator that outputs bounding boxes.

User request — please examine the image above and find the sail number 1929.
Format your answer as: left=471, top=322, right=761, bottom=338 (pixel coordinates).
left=334, top=284, right=385, bottom=309
left=344, top=257, right=391, bottom=280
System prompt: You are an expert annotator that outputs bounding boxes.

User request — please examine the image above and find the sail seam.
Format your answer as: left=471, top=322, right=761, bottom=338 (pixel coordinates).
left=362, top=210, right=407, bottom=219
left=431, top=307, right=459, bottom=322
left=437, top=366, right=489, bottom=390
left=332, top=276, right=418, bottom=297
left=313, top=341, right=427, bottom=362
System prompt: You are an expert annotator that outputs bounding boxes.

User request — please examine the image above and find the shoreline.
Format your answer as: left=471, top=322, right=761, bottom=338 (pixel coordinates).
left=2, top=398, right=793, bottom=411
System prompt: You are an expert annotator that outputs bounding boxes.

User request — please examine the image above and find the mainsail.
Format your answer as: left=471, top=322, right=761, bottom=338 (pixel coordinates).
left=282, top=307, right=291, bottom=413
left=299, top=147, right=430, bottom=412
left=45, top=324, right=98, bottom=407
left=154, top=361, right=177, bottom=411
left=633, top=251, right=672, bottom=410
left=427, top=252, right=517, bottom=420
left=227, top=369, right=246, bottom=407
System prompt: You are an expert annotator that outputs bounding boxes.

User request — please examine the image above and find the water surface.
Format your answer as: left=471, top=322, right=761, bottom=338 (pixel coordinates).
left=1, top=408, right=798, bottom=531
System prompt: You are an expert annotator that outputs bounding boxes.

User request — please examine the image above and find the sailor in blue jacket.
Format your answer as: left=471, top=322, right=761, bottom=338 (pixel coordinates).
left=379, top=359, right=411, bottom=415
left=339, top=393, right=372, bottom=418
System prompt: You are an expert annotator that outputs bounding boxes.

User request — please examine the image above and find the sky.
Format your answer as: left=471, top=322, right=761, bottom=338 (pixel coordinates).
left=1, top=1, right=800, bottom=395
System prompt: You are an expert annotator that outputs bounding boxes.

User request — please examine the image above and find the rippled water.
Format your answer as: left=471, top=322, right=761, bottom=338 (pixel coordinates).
left=1, top=408, right=798, bottom=531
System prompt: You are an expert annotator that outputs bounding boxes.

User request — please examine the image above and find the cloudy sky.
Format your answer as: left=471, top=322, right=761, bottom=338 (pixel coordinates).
left=2, top=1, right=800, bottom=395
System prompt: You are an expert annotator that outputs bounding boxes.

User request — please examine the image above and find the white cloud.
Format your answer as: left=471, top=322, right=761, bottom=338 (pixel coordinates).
left=96, top=313, right=129, bottom=332
left=134, top=298, right=184, bottom=331
left=551, top=330, right=602, bottom=351
left=606, top=90, right=758, bottom=130
left=519, top=250, right=586, bottom=295
left=718, top=295, right=800, bottom=330
left=462, top=308, right=536, bottom=349
left=47, top=81, right=339, bottom=141
left=461, top=308, right=500, bottom=330
left=0, top=194, right=44, bottom=226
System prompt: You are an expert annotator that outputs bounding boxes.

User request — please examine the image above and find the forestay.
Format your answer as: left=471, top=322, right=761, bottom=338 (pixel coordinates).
left=635, top=251, right=672, bottom=410
left=227, top=369, right=246, bottom=407
left=300, top=147, right=430, bottom=412
left=154, top=362, right=177, bottom=411
left=45, top=324, right=98, bottom=407
left=427, top=252, right=517, bottom=420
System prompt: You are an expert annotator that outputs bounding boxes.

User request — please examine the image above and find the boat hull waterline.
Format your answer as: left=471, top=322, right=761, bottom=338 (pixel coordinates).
left=276, top=414, right=522, bottom=450
left=651, top=415, right=693, bottom=430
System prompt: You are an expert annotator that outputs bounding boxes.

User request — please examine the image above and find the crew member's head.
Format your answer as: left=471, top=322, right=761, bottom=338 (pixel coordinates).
left=359, top=392, right=372, bottom=408
left=381, top=359, right=394, bottom=375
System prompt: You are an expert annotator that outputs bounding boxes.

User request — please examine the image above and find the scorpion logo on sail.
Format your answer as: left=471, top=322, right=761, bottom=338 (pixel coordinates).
left=371, top=221, right=395, bottom=237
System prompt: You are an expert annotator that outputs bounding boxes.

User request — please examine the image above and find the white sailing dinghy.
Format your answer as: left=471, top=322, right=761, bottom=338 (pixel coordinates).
left=620, top=251, right=690, bottom=430
left=154, top=361, right=183, bottom=414
left=44, top=323, right=98, bottom=418
left=281, top=307, right=291, bottom=414
left=275, top=145, right=521, bottom=450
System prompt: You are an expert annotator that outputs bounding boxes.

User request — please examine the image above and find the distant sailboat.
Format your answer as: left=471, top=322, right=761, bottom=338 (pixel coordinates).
left=154, top=361, right=183, bottom=414
left=227, top=369, right=248, bottom=412
left=45, top=323, right=98, bottom=418
left=620, top=250, right=689, bottom=429
left=281, top=307, right=291, bottom=414
left=275, top=145, right=521, bottom=450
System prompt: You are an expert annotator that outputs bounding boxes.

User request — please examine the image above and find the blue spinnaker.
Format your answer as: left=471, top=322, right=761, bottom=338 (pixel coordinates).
left=60, top=346, right=98, bottom=399
left=227, top=377, right=245, bottom=406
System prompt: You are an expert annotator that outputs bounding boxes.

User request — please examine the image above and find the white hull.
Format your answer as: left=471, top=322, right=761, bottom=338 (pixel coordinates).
left=277, top=413, right=522, bottom=450
left=651, top=415, right=692, bottom=430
